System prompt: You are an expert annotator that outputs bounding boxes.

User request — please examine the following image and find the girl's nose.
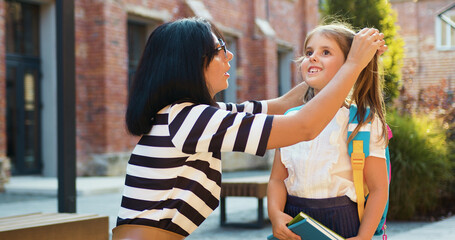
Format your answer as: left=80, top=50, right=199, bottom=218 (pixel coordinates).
left=309, top=54, right=317, bottom=62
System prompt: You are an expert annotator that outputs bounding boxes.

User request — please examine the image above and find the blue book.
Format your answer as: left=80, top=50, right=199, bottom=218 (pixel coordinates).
left=267, top=212, right=345, bottom=240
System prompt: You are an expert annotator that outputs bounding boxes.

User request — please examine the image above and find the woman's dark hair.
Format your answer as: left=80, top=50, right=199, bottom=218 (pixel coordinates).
left=126, top=17, right=224, bottom=136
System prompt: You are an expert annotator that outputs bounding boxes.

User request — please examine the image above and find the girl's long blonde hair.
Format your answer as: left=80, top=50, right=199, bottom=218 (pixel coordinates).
left=299, top=23, right=388, bottom=146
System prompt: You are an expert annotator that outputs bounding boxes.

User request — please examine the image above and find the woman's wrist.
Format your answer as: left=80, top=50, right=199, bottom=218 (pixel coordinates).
left=342, top=60, right=365, bottom=75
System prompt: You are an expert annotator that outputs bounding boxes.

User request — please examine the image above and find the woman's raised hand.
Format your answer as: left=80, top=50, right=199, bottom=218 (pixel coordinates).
left=346, top=28, right=385, bottom=69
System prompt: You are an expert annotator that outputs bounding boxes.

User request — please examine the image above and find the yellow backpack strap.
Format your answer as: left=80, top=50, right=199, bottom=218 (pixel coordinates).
left=351, top=140, right=365, bottom=222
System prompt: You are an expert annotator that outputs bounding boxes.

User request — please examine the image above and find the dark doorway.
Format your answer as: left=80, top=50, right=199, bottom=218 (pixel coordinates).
left=5, top=1, right=42, bottom=175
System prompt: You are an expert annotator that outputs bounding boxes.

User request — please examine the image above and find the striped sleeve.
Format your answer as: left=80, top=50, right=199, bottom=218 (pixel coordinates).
left=217, top=100, right=268, bottom=114
left=168, top=103, right=273, bottom=156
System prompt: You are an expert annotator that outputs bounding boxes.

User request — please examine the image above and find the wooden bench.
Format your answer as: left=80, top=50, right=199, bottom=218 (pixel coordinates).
left=0, top=212, right=109, bottom=240
left=220, top=175, right=269, bottom=228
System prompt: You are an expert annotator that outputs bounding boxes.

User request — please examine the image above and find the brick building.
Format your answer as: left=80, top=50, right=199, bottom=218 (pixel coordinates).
left=390, top=0, right=455, bottom=98
left=0, top=0, right=320, bottom=177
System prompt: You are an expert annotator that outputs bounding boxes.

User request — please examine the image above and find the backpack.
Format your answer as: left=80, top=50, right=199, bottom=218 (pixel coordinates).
left=347, top=105, right=391, bottom=237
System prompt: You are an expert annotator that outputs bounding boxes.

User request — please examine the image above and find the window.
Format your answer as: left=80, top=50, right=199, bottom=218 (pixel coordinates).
left=127, top=21, right=147, bottom=89
left=436, top=4, right=455, bottom=50
left=277, top=48, right=293, bottom=96
left=6, top=1, right=40, bottom=56
left=127, top=19, right=159, bottom=90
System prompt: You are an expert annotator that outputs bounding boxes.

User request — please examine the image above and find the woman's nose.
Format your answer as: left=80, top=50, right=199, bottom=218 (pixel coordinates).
left=226, top=49, right=234, bottom=61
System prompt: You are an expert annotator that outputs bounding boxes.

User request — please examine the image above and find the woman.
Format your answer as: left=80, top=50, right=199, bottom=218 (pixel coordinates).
left=113, top=17, right=384, bottom=239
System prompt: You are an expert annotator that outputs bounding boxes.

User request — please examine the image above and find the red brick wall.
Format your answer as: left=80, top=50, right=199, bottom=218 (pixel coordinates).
left=300, top=0, right=321, bottom=47
left=0, top=1, right=5, bottom=157
left=204, top=0, right=250, bottom=30
left=391, top=0, right=455, bottom=97
left=103, top=2, right=128, bottom=153
left=75, top=0, right=109, bottom=168
left=269, top=0, right=320, bottom=87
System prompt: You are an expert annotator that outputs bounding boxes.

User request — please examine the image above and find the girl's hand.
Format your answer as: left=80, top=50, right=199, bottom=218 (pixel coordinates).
left=270, top=212, right=301, bottom=240
left=346, top=28, right=385, bottom=69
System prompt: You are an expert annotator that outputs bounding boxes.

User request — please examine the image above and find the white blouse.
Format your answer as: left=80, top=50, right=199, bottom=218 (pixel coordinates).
left=280, top=107, right=386, bottom=203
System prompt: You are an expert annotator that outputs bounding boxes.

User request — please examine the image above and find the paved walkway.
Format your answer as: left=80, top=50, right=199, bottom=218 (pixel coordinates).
left=0, top=171, right=453, bottom=239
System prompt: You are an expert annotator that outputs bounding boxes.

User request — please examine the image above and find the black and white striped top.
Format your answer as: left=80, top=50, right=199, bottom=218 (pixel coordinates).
left=117, top=101, right=273, bottom=236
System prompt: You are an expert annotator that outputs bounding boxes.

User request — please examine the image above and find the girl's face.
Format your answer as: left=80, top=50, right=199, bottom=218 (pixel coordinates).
left=300, top=32, right=346, bottom=95
left=204, top=33, right=233, bottom=98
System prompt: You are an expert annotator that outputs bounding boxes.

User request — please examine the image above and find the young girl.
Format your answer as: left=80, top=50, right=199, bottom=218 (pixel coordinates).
left=268, top=23, right=389, bottom=240
left=113, top=18, right=384, bottom=240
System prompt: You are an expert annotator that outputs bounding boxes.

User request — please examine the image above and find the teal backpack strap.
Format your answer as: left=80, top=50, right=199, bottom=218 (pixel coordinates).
left=378, top=127, right=392, bottom=237
left=348, top=105, right=391, bottom=237
left=347, top=105, right=371, bottom=157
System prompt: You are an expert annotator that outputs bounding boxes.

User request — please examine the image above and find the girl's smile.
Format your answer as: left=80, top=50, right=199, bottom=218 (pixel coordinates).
left=308, top=66, right=322, bottom=75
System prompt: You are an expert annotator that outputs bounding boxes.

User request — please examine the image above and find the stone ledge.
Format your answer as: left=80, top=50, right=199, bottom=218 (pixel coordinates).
left=0, top=157, right=11, bottom=192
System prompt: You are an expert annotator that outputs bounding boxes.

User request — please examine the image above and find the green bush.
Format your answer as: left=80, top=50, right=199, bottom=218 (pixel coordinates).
left=387, top=110, right=453, bottom=220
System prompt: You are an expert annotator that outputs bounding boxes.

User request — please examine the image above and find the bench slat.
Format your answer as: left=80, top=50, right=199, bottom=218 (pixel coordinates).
left=221, top=176, right=268, bottom=198
left=0, top=213, right=101, bottom=231
left=0, top=213, right=109, bottom=240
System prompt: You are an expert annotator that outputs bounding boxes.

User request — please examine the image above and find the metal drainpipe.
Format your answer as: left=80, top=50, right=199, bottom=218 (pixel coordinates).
left=56, top=0, right=76, bottom=213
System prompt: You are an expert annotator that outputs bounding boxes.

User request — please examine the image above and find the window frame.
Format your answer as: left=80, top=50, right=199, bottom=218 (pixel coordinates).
left=436, top=5, right=455, bottom=51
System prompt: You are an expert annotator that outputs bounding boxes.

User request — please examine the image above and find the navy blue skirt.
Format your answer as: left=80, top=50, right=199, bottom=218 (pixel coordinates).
left=284, top=195, right=360, bottom=238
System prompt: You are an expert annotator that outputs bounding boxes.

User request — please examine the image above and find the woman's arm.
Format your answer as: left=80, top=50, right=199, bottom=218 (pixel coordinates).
left=266, top=28, right=384, bottom=149
left=348, top=156, right=388, bottom=240
left=268, top=149, right=301, bottom=240
left=264, top=34, right=387, bottom=116
left=266, top=82, right=308, bottom=115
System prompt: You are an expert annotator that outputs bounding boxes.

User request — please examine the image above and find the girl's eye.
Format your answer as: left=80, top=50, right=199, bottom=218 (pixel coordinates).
left=322, top=50, right=331, bottom=55
left=305, top=51, right=313, bottom=57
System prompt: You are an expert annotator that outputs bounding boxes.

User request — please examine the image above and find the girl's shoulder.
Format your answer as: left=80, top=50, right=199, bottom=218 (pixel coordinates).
left=284, top=105, right=304, bottom=115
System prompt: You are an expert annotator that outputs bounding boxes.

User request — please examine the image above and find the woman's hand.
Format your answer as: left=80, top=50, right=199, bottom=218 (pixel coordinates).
left=378, top=43, right=388, bottom=56
left=270, top=212, right=301, bottom=240
left=266, top=82, right=308, bottom=115
left=346, top=28, right=385, bottom=70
